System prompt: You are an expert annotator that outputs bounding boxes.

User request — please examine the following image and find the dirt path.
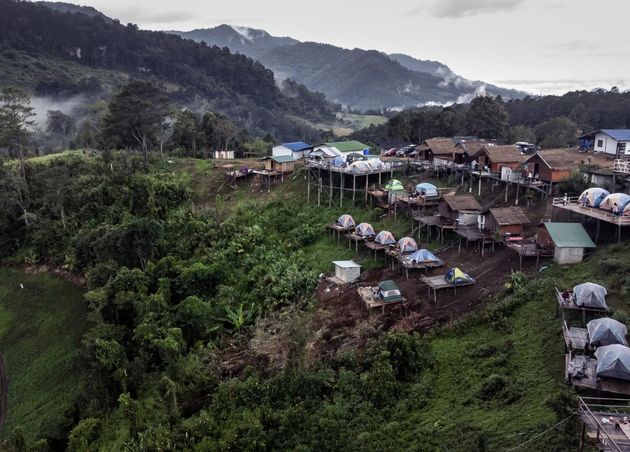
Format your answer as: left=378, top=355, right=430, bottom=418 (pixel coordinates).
left=0, top=354, right=7, bottom=429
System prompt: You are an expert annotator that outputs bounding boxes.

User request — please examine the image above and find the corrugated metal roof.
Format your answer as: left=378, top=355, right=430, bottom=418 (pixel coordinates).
left=600, top=129, right=630, bottom=141
left=442, top=194, right=482, bottom=212
left=332, top=260, right=361, bottom=268
left=281, top=141, right=313, bottom=152
left=544, top=222, right=596, bottom=248
left=489, top=206, right=530, bottom=225
left=270, top=155, right=297, bottom=163
left=325, top=140, right=370, bottom=153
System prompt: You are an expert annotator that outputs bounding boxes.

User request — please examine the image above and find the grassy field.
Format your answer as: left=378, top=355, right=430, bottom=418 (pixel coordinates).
left=343, top=113, right=388, bottom=129
left=0, top=268, right=87, bottom=442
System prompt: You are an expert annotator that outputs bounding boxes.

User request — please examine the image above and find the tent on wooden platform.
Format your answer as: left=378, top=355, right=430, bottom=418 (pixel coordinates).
left=415, top=182, right=438, bottom=197
left=355, top=223, right=375, bottom=237
left=595, top=344, right=630, bottom=381
left=600, top=193, right=630, bottom=214
left=445, top=267, right=475, bottom=285
left=337, top=214, right=355, bottom=228
left=588, top=318, right=628, bottom=347
left=578, top=188, right=610, bottom=208
left=574, top=282, right=608, bottom=309
left=406, top=249, right=441, bottom=264
left=375, top=230, right=396, bottom=245
left=397, top=237, right=418, bottom=253
left=385, top=179, right=404, bottom=191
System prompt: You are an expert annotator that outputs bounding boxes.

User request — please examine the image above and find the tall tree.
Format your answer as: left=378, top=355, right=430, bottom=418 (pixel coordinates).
left=46, top=110, right=74, bottom=148
left=171, top=110, right=202, bottom=157
left=100, top=81, right=170, bottom=163
left=0, top=87, right=35, bottom=178
left=466, top=95, right=509, bottom=139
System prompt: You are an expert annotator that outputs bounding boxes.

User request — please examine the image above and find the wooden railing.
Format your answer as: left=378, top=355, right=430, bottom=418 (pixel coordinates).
left=578, top=396, right=630, bottom=452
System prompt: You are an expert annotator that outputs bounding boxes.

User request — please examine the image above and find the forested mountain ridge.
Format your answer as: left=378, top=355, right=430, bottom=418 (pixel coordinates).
left=0, top=0, right=338, bottom=141
left=172, top=25, right=525, bottom=111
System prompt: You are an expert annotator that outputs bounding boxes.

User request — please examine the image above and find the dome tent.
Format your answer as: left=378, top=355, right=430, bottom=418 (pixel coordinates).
left=578, top=188, right=609, bottom=208
left=445, top=267, right=475, bottom=285
left=405, top=249, right=442, bottom=264
left=595, top=344, right=630, bottom=381
left=415, top=182, right=438, bottom=197
left=336, top=214, right=355, bottom=228
left=347, top=160, right=371, bottom=173
left=355, top=223, right=375, bottom=237
left=397, top=237, right=418, bottom=253
left=385, top=179, right=404, bottom=191
left=573, top=282, right=608, bottom=309
left=588, top=318, right=628, bottom=347
left=374, top=230, right=396, bottom=245
left=600, top=193, right=630, bottom=214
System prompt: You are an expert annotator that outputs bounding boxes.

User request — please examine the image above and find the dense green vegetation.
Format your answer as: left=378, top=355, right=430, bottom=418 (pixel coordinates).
left=0, top=0, right=337, bottom=141
left=354, top=89, right=630, bottom=148
left=3, top=150, right=628, bottom=450
left=0, top=268, right=87, bottom=444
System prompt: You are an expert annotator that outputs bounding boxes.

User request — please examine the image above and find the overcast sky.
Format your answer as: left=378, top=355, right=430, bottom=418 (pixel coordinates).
left=72, top=0, right=629, bottom=95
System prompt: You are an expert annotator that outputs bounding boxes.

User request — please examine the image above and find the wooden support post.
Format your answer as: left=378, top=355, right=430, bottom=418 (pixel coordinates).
left=478, top=176, right=482, bottom=196
left=596, top=219, right=600, bottom=244
left=307, top=171, right=311, bottom=204
left=340, top=173, right=344, bottom=208
left=353, top=174, right=356, bottom=203
left=515, top=180, right=520, bottom=206
left=365, top=175, right=369, bottom=202
left=329, top=171, right=333, bottom=208
left=618, top=223, right=622, bottom=244
left=504, top=182, right=509, bottom=203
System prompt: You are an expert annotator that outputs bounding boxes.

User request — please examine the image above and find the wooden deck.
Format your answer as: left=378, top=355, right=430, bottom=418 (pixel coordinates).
left=555, top=287, right=610, bottom=323
left=563, top=321, right=589, bottom=352
left=567, top=353, right=630, bottom=396
left=384, top=249, right=444, bottom=279
left=345, top=232, right=373, bottom=252
left=578, top=397, right=630, bottom=452
left=327, top=223, right=355, bottom=244
left=357, top=287, right=406, bottom=313
left=420, top=274, right=476, bottom=302
left=415, top=215, right=457, bottom=243
left=553, top=197, right=630, bottom=226
left=363, top=241, right=392, bottom=260
left=505, top=240, right=554, bottom=270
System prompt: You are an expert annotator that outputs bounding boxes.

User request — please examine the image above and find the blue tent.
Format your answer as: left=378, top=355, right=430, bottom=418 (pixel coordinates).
left=415, top=183, right=438, bottom=197
left=578, top=188, right=610, bottom=208
left=331, top=156, right=345, bottom=167
left=407, top=249, right=441, bottom=264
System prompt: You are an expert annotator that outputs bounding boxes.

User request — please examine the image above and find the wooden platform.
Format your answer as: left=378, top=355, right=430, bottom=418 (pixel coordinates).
left=384, top=249, right=444, bottom=279
left=363, top=241, right=391, bottom=260
left=567, top=353, right=630, bottom=396
left=415, top=215, right=457, bottom=243
left=505, top=240, right=554, bottom=270
left=563, top=321, right=589, bottom=352
left=454, top=227, right=500, bottom=256
left=327, top=223, right=355, bottom=244
left=555, top=287, right=610, bottom=323
left=578, top=397, right=630, bottom=451
left=357, top=287, right=406, bottom=313
left=345, top=232, right=373, bottom=252
left=553, top=198, right=630, bottom=226
left=420, top=274, right=476, bottom=302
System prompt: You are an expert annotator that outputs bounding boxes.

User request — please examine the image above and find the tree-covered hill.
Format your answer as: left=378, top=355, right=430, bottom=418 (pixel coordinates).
left=0, top=0, right=338, bottom=141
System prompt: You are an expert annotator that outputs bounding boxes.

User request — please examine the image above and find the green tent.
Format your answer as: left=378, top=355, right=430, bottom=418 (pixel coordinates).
left=385, top=179, right=404, bottom=191
left=377, top=280, right=403, bottom=303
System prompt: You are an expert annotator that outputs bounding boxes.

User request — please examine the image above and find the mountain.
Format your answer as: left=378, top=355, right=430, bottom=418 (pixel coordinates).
left=0, top=1, right=338, bottom=141
left=172, top=25, right=525, bottom=111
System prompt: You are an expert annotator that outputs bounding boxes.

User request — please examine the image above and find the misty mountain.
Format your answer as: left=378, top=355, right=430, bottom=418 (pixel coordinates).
left=0, top=1, right=338, bottom=141
left=172, top=25, right=525, bottom=111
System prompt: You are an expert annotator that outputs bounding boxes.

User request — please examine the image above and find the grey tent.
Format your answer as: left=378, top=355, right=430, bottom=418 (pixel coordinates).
left=595, top=344, right=630, bottom=381
left=588, top=318, right=628, bottom=347
left=573, top=282, right=608, bottom=309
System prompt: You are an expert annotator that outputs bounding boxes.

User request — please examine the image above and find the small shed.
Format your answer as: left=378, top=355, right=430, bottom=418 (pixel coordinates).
left=332, top=260, right=361, bottom=283
left=438, top=194, right=482, bottom=226
left=262, top=155, right=296, bottom=173
left=543, top=222, right=596, bottom=264
left=272, top=141, right=313, bottom=159
left=214, top=150, right=235, bottom=159
left=486, top=206, right=530, bottom=236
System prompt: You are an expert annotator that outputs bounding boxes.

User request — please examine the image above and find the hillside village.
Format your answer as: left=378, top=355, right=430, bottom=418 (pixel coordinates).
left=229, top=130, right=630, bottom=449
left=4, top=1, right=630, bottom=450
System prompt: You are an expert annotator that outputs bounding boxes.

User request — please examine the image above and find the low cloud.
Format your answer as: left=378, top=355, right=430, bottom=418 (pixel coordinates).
left=410, top=0, right=523, bottom=18
left=493, top=78, right=628, bottom=95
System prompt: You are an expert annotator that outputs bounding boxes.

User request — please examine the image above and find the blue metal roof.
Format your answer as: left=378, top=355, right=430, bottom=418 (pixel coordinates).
left=599, top=129, right=630, bottom=141
left=281, top=141, right=312, bottom=152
